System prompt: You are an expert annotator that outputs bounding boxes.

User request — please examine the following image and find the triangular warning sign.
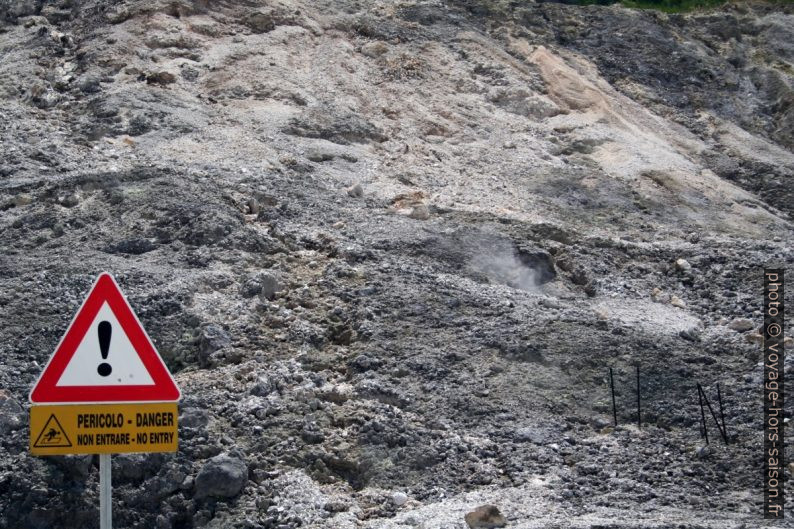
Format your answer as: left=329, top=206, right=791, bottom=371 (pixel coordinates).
left=33, top=414, right=72, bottom=448
left=30, top=273, right=181, bottom=404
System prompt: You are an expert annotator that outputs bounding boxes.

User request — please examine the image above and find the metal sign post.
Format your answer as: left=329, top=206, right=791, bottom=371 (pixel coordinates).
left=100, top=454, right=112, bottom=529
left=28, top=273, right=181, bottom=529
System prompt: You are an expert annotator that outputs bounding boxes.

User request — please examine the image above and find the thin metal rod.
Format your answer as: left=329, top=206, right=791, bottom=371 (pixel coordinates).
left=717, top=383, right=727, bottom=444
left=610, top=367, right=617, bottom=427
left=636, top=365, right=641, bottom=429
left=697, top=383, right=709, bottom=445
left=100, top=454, right=112, bottom=529
left=700, top=385, right=728, bottom=444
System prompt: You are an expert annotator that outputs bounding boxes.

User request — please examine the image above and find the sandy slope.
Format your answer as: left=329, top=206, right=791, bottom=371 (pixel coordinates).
left=0, top=1, right=792, bottom=528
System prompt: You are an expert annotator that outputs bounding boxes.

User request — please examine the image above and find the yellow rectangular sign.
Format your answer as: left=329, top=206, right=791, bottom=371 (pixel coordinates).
left=30, top=403, right=178, bottom=455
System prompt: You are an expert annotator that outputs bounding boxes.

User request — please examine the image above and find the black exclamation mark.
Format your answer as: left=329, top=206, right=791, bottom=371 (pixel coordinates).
left=97, top=321, right=112, bottom=377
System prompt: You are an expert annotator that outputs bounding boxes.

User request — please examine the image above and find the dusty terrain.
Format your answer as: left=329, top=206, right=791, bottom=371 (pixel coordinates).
left=0, top=0, right=792, bottom=528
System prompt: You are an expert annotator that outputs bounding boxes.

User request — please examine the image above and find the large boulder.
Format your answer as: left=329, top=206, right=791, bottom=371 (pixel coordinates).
left=194, top=453, right=248, bottom=499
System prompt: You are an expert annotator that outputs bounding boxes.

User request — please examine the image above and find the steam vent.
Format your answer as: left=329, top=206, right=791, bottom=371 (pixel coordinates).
left=0, top=1, right=792, bottom=528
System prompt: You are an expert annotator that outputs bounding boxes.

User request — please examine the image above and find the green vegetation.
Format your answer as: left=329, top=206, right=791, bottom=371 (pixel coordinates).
left=573, top=0, right=793, bottom=13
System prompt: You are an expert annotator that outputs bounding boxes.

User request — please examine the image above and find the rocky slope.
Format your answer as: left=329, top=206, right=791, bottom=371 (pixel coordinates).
left=0, top=1, right=792, bottom=528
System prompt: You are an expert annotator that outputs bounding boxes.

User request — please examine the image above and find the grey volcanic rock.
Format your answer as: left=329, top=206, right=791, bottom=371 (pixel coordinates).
left=464, top=504, right=507, bottom=529
left=284, top=107, right=388, bottom=144
left=347, top=183, right=364, bottom=198
left=53, top=455, right=93, bottom=480
left=0, top=391, right=22, bottom=435
left=240, top=271, right=282, bottom=300
left=194, top=453, right=248, bottom=499
left=0, top=1, right=792, bottom=528
left=198, top=324, right=231, bottom=368
left=728, top=318, right=754, bottom=332
left=179, top=407, right=209, bottom=430
left=245, top=9, right=276, bottom=34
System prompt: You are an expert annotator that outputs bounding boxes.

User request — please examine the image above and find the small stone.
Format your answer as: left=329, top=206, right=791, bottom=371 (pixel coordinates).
left=577, top=464, right=601, bottom=476
left=392, top=491, right=408, bottom=506
left=180, top=408, right=209, bottom=429
left=259, top=273, right=282, bottom=300
left=650, top=287, right=662, bottom=300
left=245, top=10, right=276, bottom=33
left=323, top=501, right=349, bottom=512
left=13, top=194, right=32, bottom=207
left=59, top=193, right=79, bottom=208
left=181, top=475, right=195, bottom=490
left=652, top=287, right=670, bottom=303
left=728, top=318, right=754, bottom=332
left=539, top=297, right=561, bottom=309
left=106, top=6, right=130, bottom=23
left=54, top=455, right=93, bottom=479
left=409, top=204, right=430, bottom=220
left=349, top=354, right=381, bottom=372
left=30, top=84, right=60, bottom=109
left=306, top=147, right=335, bottom=162
left=679, top=326, right=701, bottom=342
left=695, top=446, right=711, bottom=459
left=0, top=390, right=23, bottom=435
left=674, top=258, right=691, bottom=272
left=745, top=332, right=763, bottom=345
left=361, top=41, right=388, bottom=58
left=156, top=514, right=171, bottom=529
left=146, top=71, right=176, bottom=85
left=670, top=295, right=686, bottom=309
left=317, top=383, right=353, bottom=404
left=23, top=15, right=48, bottom=28
left=249, top=377, right=274, bottom=397
left=77, top=74, right=102, bottom=94
left=347, top=183, right=363, bottom=198
left=194, top=453, right=248, bottom=499
left=464, top=505, right=507, bottom=529
left=513, top=427, right=545, bottom=444
left=106, top=238, right=156, bottom=255
left=240, top=271, right=282, bottom=300
left=300, top=423, right=325, bottom=444
left=198, top=324, right=231, bottom=368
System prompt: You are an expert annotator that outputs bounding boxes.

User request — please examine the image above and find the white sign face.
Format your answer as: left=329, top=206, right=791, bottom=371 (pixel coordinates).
left=30, top=272, right=180, bottom=404
left=56, top=302, right=155, bottom=387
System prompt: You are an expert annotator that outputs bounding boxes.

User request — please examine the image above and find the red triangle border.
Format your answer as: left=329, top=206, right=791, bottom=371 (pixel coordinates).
left=29, top=273, right=181, bottom=404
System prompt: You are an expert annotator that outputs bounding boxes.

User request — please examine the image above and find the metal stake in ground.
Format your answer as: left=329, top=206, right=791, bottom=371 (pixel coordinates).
left=100, top=453, right=112, bottom=529
left=609, top=367, right=618, bottom=427
left=636, top=365, right=641, bottom=429
left=717, top=383, right=728, bottom=444
left=700, top=384, right=728, bottom=445
left=697, top=383, right=709, bottom=445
